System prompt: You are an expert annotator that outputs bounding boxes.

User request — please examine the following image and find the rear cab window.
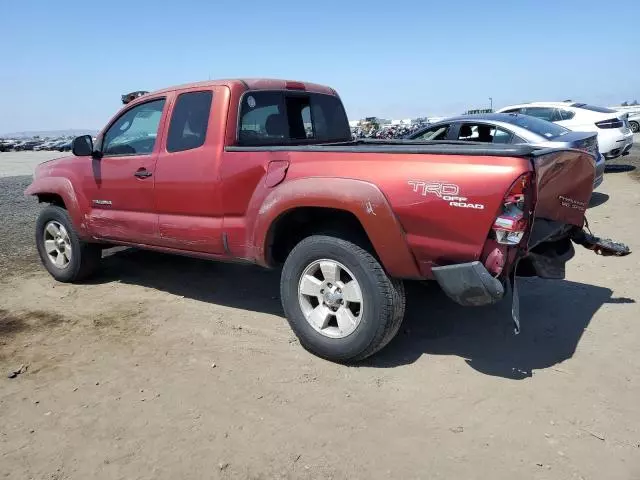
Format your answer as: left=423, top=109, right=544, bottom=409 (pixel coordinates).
left=238, top=91, right=351, bottom=145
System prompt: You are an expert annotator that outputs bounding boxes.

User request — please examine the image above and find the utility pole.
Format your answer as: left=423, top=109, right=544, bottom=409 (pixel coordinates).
left=489, top=97, right=493, bottom=112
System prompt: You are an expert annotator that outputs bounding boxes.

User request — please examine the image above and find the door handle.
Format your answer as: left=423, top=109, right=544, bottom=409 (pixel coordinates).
left=134, top=168, right=152, bottom=179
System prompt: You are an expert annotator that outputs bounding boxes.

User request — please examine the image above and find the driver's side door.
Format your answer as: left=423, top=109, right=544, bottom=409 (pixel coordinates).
left=82, top=96, right=169, bottom=243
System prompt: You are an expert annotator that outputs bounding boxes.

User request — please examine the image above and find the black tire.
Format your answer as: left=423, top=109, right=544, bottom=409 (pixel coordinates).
left=280, top=235, right=406, bottom=363
left=630, top=121, right=639, bottom=134
left=35, top=205, right=102, bottom=282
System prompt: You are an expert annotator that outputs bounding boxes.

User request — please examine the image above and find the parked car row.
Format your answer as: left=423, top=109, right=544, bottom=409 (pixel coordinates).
left=610, top=104, right=640, bottom=132
left=355, top=101, right=634, bottom=166
left=0, top=138, right=72, bottom=152
left=351, top=122, right=429, bottom=139
left=406, top=113, right=605, bottom=188
left=397, top=100, right=636, bottom=194
left=496, top=101, right=634, bottom=160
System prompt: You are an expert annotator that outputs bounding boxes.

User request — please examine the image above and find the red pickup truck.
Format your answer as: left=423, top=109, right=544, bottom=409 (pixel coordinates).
left=26, top=79, right=629, bottom=362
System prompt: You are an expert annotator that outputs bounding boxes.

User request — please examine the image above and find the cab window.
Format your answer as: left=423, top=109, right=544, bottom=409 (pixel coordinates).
left=238, top=91, right=351, bottom=146
left=166, top=91, right=213, bottom=152
left=102, top=99, right=166, bottom=156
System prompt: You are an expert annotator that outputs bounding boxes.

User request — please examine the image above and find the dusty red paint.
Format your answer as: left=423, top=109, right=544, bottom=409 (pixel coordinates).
left=25, top=176, right=88, bottom=237
left=25, top=78, right=596, bottom=281
left=248, top=177, right=422, bottom=278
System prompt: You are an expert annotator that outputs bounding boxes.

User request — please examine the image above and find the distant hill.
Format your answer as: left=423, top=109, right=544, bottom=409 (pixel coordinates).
left=0, top=129, right=97, bottom=139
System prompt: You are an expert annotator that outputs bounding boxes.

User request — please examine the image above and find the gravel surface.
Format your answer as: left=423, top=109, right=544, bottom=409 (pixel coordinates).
left=0, top=175, right=40, bottom=276
left=0, top=151, right=63, bottom=177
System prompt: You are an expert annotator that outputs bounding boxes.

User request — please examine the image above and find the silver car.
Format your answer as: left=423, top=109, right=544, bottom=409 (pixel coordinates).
left=407, top=113, right=605, bottom=188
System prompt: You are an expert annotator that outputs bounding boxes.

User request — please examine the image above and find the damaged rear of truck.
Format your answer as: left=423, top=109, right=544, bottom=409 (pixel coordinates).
left=406, top=144, right=630, bottom=332
left=238, top=140, right=630, bottom=358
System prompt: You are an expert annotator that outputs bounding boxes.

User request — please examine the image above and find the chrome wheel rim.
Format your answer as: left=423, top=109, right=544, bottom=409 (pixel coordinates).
left=43, top=221, right=72, bottom=269
left=298, top=259, right=363, bottom=339
left=631, top=122, right=639, bottom=133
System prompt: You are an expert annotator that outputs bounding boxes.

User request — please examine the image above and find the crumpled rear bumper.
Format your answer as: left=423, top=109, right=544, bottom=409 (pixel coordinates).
left=432, top=261, right=505, bottom=307
left=431, top=229, right=630, bottom=336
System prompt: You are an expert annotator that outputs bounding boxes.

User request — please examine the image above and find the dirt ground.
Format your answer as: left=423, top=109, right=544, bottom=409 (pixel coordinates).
left=1, top=151, right=639, bottom=480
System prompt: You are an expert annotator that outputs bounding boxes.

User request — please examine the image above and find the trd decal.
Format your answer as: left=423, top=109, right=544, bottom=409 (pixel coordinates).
left=407, top=180, right=459, bottom=198
left=408, top=180, right=485, bottom=210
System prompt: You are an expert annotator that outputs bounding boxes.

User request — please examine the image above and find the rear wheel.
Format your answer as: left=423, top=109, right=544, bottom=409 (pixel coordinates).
left=280, top=235, right=405, bottom=362
left=36, top=205, right=101, bottom=282
left=630, top=121, right=639, bottom=133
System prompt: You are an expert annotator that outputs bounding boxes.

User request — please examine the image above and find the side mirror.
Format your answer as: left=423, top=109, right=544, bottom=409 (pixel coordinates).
left=72, top=135, right=94, bottom=157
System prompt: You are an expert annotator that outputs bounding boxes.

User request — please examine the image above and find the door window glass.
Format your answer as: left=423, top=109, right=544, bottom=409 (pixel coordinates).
left=457, top=123, right=512, bottom=143
left=167, top=91, right=213, bottom=152
left=410, top=124, right=450, bottom=140
left=558, top=109, right=576, bottom=121
left=103, top=99, right=166, bottom=155
left=492, top=127, right=512, bottom=144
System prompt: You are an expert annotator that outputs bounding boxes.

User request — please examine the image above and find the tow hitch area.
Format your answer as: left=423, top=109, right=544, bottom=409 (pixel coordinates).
left=571, top=229, right=631, bottom=256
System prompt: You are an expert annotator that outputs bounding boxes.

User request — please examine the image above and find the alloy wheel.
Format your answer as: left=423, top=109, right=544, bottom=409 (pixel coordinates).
left=297, top=259, right=364, bottom=338
left=43, top=221, right=72, bottom=269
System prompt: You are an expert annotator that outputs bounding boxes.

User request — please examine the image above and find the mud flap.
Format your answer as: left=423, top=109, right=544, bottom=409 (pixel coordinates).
left=572, top=229, right=631, bottom=257
left=431, top=261, right=505, bottom=307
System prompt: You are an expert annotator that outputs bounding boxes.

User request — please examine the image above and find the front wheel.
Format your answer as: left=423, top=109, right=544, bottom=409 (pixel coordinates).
left=35, top=205, right=102, bottom=282
left=630, top=121, right=639, bottom=133
left=280, top=235, right=405, bottom=363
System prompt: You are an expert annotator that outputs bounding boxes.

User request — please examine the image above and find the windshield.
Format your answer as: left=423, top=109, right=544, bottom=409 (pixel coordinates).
left=506, top=115, right=570, bottom=139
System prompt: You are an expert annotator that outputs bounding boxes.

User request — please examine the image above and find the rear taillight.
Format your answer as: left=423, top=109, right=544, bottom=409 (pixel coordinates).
left=595, top=118, right=623, bottom=129
left=492, top=173, right=532, bottom=246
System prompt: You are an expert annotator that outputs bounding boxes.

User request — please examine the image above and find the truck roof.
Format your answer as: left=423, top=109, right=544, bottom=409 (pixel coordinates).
left=148, top=78, right=336, bottom=96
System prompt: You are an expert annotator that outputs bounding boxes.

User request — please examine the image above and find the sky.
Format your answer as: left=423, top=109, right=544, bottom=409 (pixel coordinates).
left=1, top=0, right=639, bottom=133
